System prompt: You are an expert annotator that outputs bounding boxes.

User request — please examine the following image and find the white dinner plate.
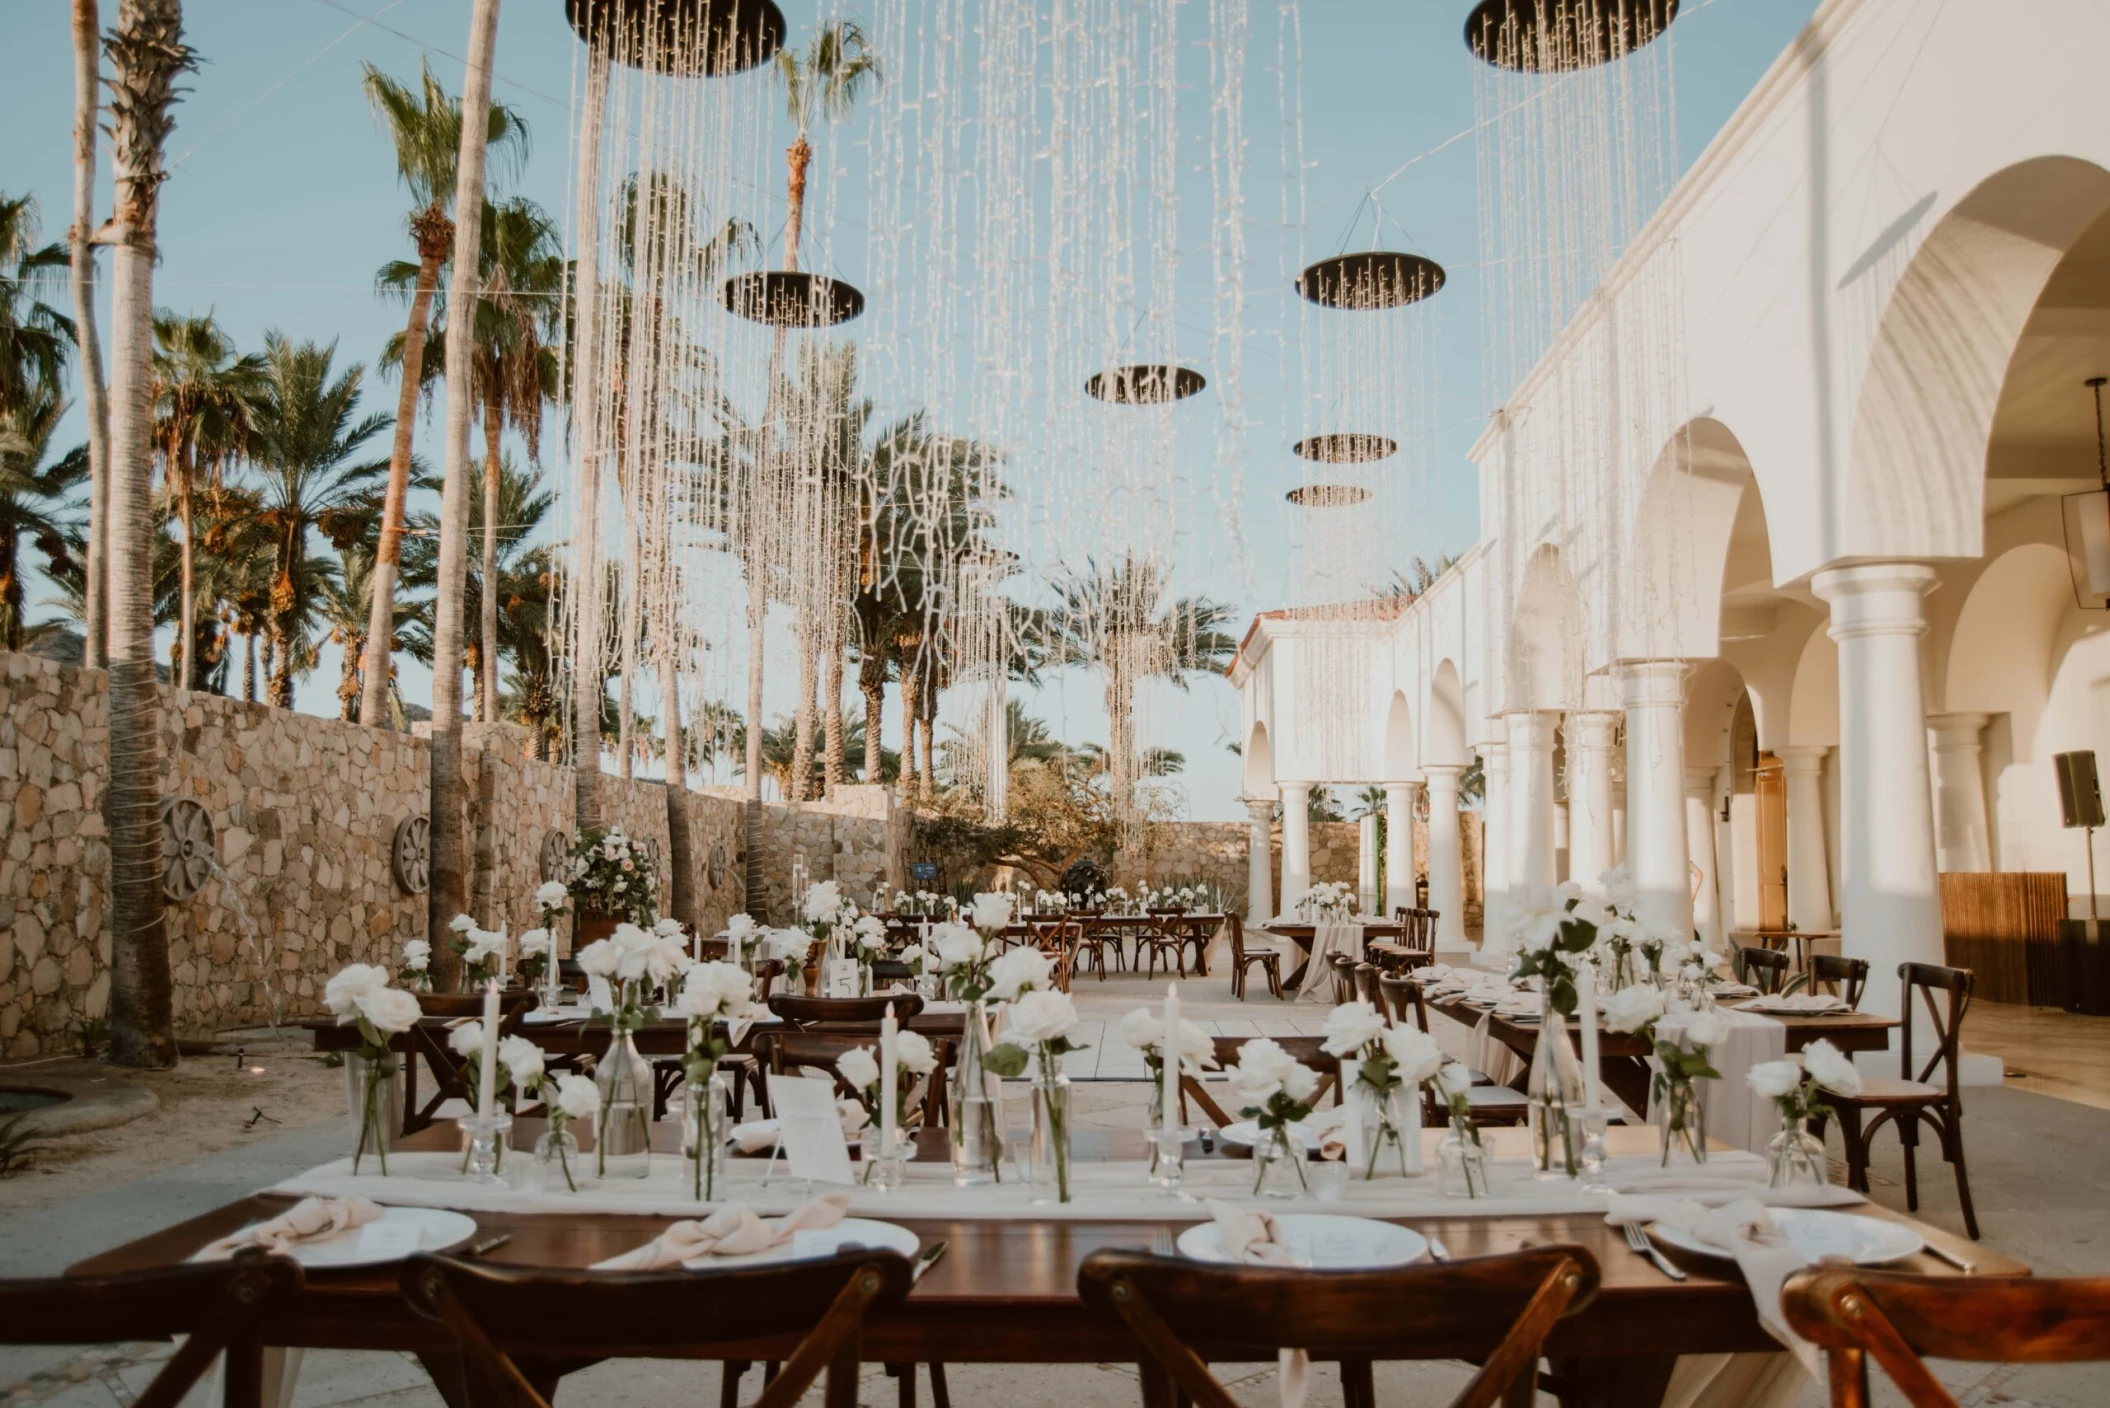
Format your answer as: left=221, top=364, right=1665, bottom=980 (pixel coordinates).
left=264, top=1207, right=478, bottom=1268
left=1177, top=1215, right=1428, bottom=1269
left=682, top=1217, right=920, bottom=1270
left=1218, top=1120, right=1321, bottom=1150
left=1649, top=1207, right=1924, bottom=1266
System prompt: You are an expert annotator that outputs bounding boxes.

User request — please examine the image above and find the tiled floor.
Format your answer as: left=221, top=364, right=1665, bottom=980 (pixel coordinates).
left=1960, top=1000, right=2110, bottom=1112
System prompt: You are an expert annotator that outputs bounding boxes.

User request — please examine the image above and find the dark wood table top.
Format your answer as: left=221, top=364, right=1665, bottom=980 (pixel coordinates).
left=306, top=1007, right=968, bottom=1059
left=1421, top=987, right=1898, bottom=1056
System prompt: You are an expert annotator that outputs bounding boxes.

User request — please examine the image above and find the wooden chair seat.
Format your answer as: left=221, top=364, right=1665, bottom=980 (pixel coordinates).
left=1839, top=1077, right=1943, bottom=1104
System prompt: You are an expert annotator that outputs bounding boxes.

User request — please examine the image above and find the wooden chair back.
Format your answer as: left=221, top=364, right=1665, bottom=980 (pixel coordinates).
left=1783, top=1267, right=2110, bottom=1408
left=1898, top=963, right=1973, bottom=1096
left=1177, top=1036, right=1341, bottom=1129
left=401, top=1248, right=913, bottom=1408
left=1352, top=961, right=1382, bottom=1007
left=751, top=1028, right=950, bottom=1124
left=1377, top=972, right=1425, bottom=1030
left=767, top=993, right=925, bottom=1028
left=0, top=1258, right=303, bottom=1408
left=1810, top=953, right=1870, bottom=1009
left=1328, top=952, right=1358, bottom=1005
left=1736, top=944, right=1791, bottom=995
left=1077, top=1245, right=1599, bottom=1408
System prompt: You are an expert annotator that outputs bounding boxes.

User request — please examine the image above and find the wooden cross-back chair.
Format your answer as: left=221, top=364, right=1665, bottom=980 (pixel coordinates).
left=749, top=1027, right=952, bottom=1126
left=1328, top=952, right=1359, bottom=1005
left=401, top=1248, right=914, bottom=1408
left=1077, top=1244, right=1600, bottom=1408
left=1783, top=1267, right=2110, bottom=1407
left=1810, top=962, right=1980, bottom=1238
left=1375, top=974, right=1529, bottom=1128
left=1227, top=913, right=1285, bottom=1000
left=1735, top=944, right=1791, bottom=995
left=0, top=1258, right=303, bottom=1408
left=767, top=993, right=926, bottom=1028
left=405, top=991, right=539, bottom=1134
left=1176, top=1035, right=1341, bottom=1128
left=1352, top=961, right=1382, bottom=1008
left=1025, top=917, right=1082, bottom=992
left=1139, top=911, right=1197, bottom=980
left=1070, top=914, right=1123, bottom=981
left=1809, top=953, right=1871, bottom=1009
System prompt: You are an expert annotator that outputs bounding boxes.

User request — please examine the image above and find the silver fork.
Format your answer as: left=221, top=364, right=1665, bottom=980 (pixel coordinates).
left=1623, top=1222, right=1687, bottom=1281
left=1152, top=1226, right=1175, bottom=1257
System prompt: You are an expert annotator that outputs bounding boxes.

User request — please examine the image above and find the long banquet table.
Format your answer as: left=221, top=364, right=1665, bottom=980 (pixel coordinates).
left=67, top=1119, right=2017, bottom=1408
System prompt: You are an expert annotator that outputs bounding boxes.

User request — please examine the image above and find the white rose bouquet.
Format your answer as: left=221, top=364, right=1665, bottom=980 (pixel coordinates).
left=969, top=891, right=1015, bottom=937
left=1224, top=1037, right=1321, bottom=1195
left=1119, top=1007, right=1219, bottom=1128
left=987, top=990, right=1087, bottom=1202
left=448, top=914, right=507, bottom=991
left=566, top=827, right=656, bottom=927
left=1297, top=880, right=1356, bottom=921
left=324, top=963, right=422, bottom=1174
left=516, top=927, right=554, bottom=988
left=1322, top=1001, right=1442, bottom=1178
left=1654, top=1008, right=1726, bottom=1166
left=674, top=961, right=754, bottom=1199
left=929, top=921, right=996, bottom=1001
left=398, top=939, right=431, bottom=991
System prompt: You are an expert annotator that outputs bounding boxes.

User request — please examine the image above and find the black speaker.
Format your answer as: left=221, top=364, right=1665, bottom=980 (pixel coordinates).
left=2055, top=751, right=2106, bottom=829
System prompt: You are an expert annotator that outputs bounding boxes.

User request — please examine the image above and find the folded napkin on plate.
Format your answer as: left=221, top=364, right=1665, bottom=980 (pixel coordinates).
left=730, top=1100, right=871, bottom=1153
left=593, top=1193, right=852, bottom=1270
left=1736, top=993, right=1847, bottom=1014
left=1605, top=1196, right=1822, bottom=1375
left=197, top=1196, right=385, bottom=1260
left=1201, top=1200, right=1312, bottom=1408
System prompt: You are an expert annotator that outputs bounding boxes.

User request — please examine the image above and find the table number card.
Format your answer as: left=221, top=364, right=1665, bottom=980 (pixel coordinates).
left=823, top=958, right=862, bottom=998
left=772, top=1075, right=857, bottom=1185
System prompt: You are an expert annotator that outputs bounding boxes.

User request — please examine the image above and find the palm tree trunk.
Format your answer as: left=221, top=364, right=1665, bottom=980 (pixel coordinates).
left=822, top=605, right=846, bottom=793
left=338, top=631, right=362, bottom=720
left=0, top=533, right=19, bottom=652
left=916, top=686, right=936, bottom=806
left=899, top=651, right=920, bottom=799
left=861, top=664, right=885, bottom=782
left=480, top=395, right=501, bottom=725
left=176, top=466, right=195, bottom=691
left=427, top=0, right=500, bottom=984
left=72, top=0, right=112, bottom=672
left=103, top=0, right=186, bottom=1070
left=268, top=604, right=294, bottom=708
left=569, top=48, right=610, bottom=832
left=1105, top=663, right=1133, bottom=823
left=660, top=629, right=694, bottom=930
left=242, top=628, right=255, bottom=702
left=359, top=224, right=446, bottom=730
left=791, top=613, right=815, bottom=801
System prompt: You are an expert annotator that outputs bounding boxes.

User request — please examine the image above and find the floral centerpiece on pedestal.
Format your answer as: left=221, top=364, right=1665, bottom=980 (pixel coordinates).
left=1297, top=881, right=1356, bottom=922
left=1321, top=1001, right=1444, bottom=1179
left=567, top=827, right=656, bottom=931
left=1749, top=1038, right=1859, bottom=1186
left=1226, top=1037, right=1320, bottom=1196
left=324, top=964, right=422, bottom=1175
left=675, top=961, right=754, bottom=1200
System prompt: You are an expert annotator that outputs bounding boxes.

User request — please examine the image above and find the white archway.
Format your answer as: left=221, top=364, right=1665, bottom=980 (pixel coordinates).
left=1381, top=690, right=1417, bottom=779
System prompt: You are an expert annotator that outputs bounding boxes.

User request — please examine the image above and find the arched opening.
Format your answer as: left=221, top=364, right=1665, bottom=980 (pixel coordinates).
left=1381, top=690, right=1417, bottom=779
left=1510, top=544, right=1580, bottom=710
left=1243, top=720, right=1276, bottom=798
left=1620, top=418, right=1761, bottom=661
left=1427, top=659, right=1468, bottom=767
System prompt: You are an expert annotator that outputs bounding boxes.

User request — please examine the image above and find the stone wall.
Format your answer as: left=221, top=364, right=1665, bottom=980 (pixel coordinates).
left=749, top=785, right=900, bottom=922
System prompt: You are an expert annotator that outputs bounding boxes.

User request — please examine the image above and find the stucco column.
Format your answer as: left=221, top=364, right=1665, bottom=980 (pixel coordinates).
left=1812, top=563, right=1944, bottom=1012
left=1479, top=731, right=1512, bottom=959
left=1623, top=662, right=1692, bottom=938
left=1927, top=712, right=1992, bottom=873
left=1686, top=766, right=1723, bottom=950
left=1567, top=712, right=1620, bottom=888
left=1280, top=782, right=1313, bottom=914
left=1423, top=765, right=1466, bottom=949
left=1384, top=782, right=1417, bottom=916
left=1242, top=795, right=1275, bottom=923
left=1780, top=746, right=1834, bottom=932
left=1356, top=814, right=1380, bottom=916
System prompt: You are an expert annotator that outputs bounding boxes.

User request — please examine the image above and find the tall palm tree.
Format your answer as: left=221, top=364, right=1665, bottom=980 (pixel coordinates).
left=243, top=334, right=388, bottom=708
left=151, top=312, right=262, bottom=690
left=0, top=195, right=73, bottom=422
left=0, top=390, right=88, bottom=650
left=356, top=58, right=526, bottom=730
left=426, top=0, right=505, bottom=981
left=1046, top=555, right=1237, bottom=821
left=102, top=0, right=194, bottom=1068
left=69, top=0, right=112, bottom=669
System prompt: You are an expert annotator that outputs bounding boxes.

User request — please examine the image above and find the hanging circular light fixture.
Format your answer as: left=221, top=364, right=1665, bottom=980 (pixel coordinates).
left=564, top=0, right=786, bottom=75
left=1294, top=433, right=1397, bottom=464
left=1084, top=364, right=1207, bottom=405
left=721, top=270, right=866, bottom=327
left=1286, top=484, right=1373, bottom=508
left=1464, top=0, right=1678, bottom=73
left=1295, top=252, right=1446, bottom=310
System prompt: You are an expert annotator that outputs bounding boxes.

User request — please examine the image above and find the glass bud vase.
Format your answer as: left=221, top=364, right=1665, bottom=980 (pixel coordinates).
left=684, top=1070, right=731, bottom=1201
left=1360, top=1087, right=1421, bottom=1180
left=1030, top=1066, right=1073, bottom=1204
left=1659, top=1075, right=1708, bottom=1167
left=1766, top=1110, right=1826, bottom=1187
left=346, top=1054, right=399, bottom=1175
left=534, top=1125, right=581, bottom=1193
left=595, top=1029, right=654, bottom=1180
left=1528, top=990, right=1587, bottom=1180
left=1438, top=1122, right=1489, bottom=1199
left=949, top=1001, right=1002, bottom=1186
left=1251, top=1123, right=1309, bottom=1198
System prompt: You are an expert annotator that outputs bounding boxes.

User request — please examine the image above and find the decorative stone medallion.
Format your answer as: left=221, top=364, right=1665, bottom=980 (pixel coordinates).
left=392, top=815, right=431, bottom=894
left=160, top=799, right=216, bottom=901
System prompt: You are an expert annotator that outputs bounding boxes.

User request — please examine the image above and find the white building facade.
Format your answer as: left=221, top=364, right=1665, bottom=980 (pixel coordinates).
left=1231, top=0, right=2110, bottom=1018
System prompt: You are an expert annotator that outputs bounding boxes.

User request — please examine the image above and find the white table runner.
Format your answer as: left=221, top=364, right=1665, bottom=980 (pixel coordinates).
left=1294, top=921, right=1365, bottom=1001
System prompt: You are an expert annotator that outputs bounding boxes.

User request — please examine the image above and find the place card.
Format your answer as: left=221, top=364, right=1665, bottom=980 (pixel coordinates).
left=772, top=1076, right=856, bottom=1185
left=823, top=959, right=862, bottom=998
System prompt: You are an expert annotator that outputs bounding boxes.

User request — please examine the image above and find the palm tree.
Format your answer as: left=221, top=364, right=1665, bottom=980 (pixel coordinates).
left=0, top=390, right=88, bottom=650
left=70, top=0, right=113, bottom=671
left=356, top=58, right=526, bottom=731
left=1046, top=555, right=1238, bottom=821
left=151, top=312, right=262, bottom=690
left=102, top=0, right=195, bottom=1067
left=243, top=334, right=388, bottom=708
left=402, top=452, right=555, bottom=719
left=0, top=195, right=73, bottom=422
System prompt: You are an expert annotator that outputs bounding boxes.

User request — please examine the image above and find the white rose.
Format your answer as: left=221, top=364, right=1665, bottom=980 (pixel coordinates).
left=1600, top=983, right=1666, bottom=1035
left=1281, top=1062, right=1320, bottom=1105
left=1005, top=989, right=1078, bottom=1045
left=1746, top=1060, right=1802, bottom=1101
left=802, top=881, right=843, bottom=924
left=931, top=923, right=985, bottom=969
left=1681, top=1011, right=1729, bottom=1050
left=1802, top=1039, right=1863, bottom=1097
left=726, top=913, right=758, bottom=942
left=985, top=946, right=1052, bottom=1000
left=970, top=892, right=1014, bottom=933
left=1171, top=1020, right=1219, bottom=1073
left=837, top=1045, right=881, bottom=1092
left=1227, top=1037, right=1299, bottom=1104
left=1320, top=1000, right=1388, bottom=1058
left=356, top=986, right=422, bottom=1035
left=1120, top=1007, right=1160, bottom=1050
left=575, top=938, right=620, bottom=979
left=553, top=1072, right=600, bottom=1120
left=517, top=928, right=552, bottom=958
left=1434, top=1062, right=1473, bottom=1098
left=1380, top=1024, right=1444, bottom=1084
left=1509, top=883, right=1568, bottom=951
left=678, top=962, right=752, bottom=1020
left=448, top=1020, right=487, bottom=1058
left=896, top=1029, right=937, bottom=1076
left=324, top=963, right=390, bottom=1020
left=654, top=918, right=684, bottom=937
left=499, top=1036, right=544, bottom=1088
left=535, top=880, right=569, bottom=908
left=643, top=937, right=691, bottom=985
left=449, top=913, right=476, bottom=934
left=463, top=929, right=504, bottom=964
left=399, top=940, right=431, bottom=971
left=898, top=943, right=927, bottom=966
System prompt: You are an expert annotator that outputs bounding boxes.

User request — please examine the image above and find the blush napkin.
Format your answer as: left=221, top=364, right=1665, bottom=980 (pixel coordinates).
left=592, top=1192, right=852, bottom=1270
left=1604, top=1195, right=1821, bottom=1376
left=197, top=1196, right=385, bottom=1260
left=1201, top=1199, right=1308, bottom=1408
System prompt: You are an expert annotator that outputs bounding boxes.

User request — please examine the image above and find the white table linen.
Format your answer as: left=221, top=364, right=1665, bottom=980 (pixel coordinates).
left=1654, top=1008, right=1787, bottom=1156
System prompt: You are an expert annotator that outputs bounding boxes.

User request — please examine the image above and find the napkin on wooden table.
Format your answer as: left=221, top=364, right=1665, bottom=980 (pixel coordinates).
left=197, top=1196, right=385, bottom=1260
left=592, top=1192, right=852, bottom=1269
left=1604, top=1196, right=1821, bottom=1376
left=1200, top=1200, right=1311, bottom=1408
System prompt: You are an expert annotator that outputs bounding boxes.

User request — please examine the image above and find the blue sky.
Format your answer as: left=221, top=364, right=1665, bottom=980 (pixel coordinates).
left=0, top=0, right=1820, bottom=819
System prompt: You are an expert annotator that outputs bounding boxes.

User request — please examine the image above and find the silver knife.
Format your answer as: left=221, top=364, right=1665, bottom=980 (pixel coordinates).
left=910, top=1240, right=949, bottom=1284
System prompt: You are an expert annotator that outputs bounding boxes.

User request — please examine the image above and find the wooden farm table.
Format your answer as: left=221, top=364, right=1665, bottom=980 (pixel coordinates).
left=306, top=1009, right=969, bottom=1137
left=1419, top=987, right=1897, bottom=1114
left=67, top=1122, right=2018, bottom=1408
left=1261, top=921, right=1408, bottom=991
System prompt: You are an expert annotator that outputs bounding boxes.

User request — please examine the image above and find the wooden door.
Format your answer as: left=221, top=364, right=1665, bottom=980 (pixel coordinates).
left=1755, top=752, right=1787, bottom=930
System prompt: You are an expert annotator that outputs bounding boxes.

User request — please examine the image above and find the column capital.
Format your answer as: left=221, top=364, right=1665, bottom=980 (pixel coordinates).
left=1927, top=712, right=1990, bottom=745
left=1421, top=763, right=1464, bottom=786
left=1620, top=660, right=1689, bottom=708
left=1684, top=766, right=1720, bottom=797
left=1241, top=796, right=1277, bottom=823
left=1568, top=710, right=1622, bottom=745
left=1278, top=780, right=1313, bottom=793
left=1812, top=562, right=1938, bottom=641
left=1778, top=744, right=1831, bottom=773
left=1505, top=710, right=1560, bottom=749
left=1383, top=777, right=1424, bottom=794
